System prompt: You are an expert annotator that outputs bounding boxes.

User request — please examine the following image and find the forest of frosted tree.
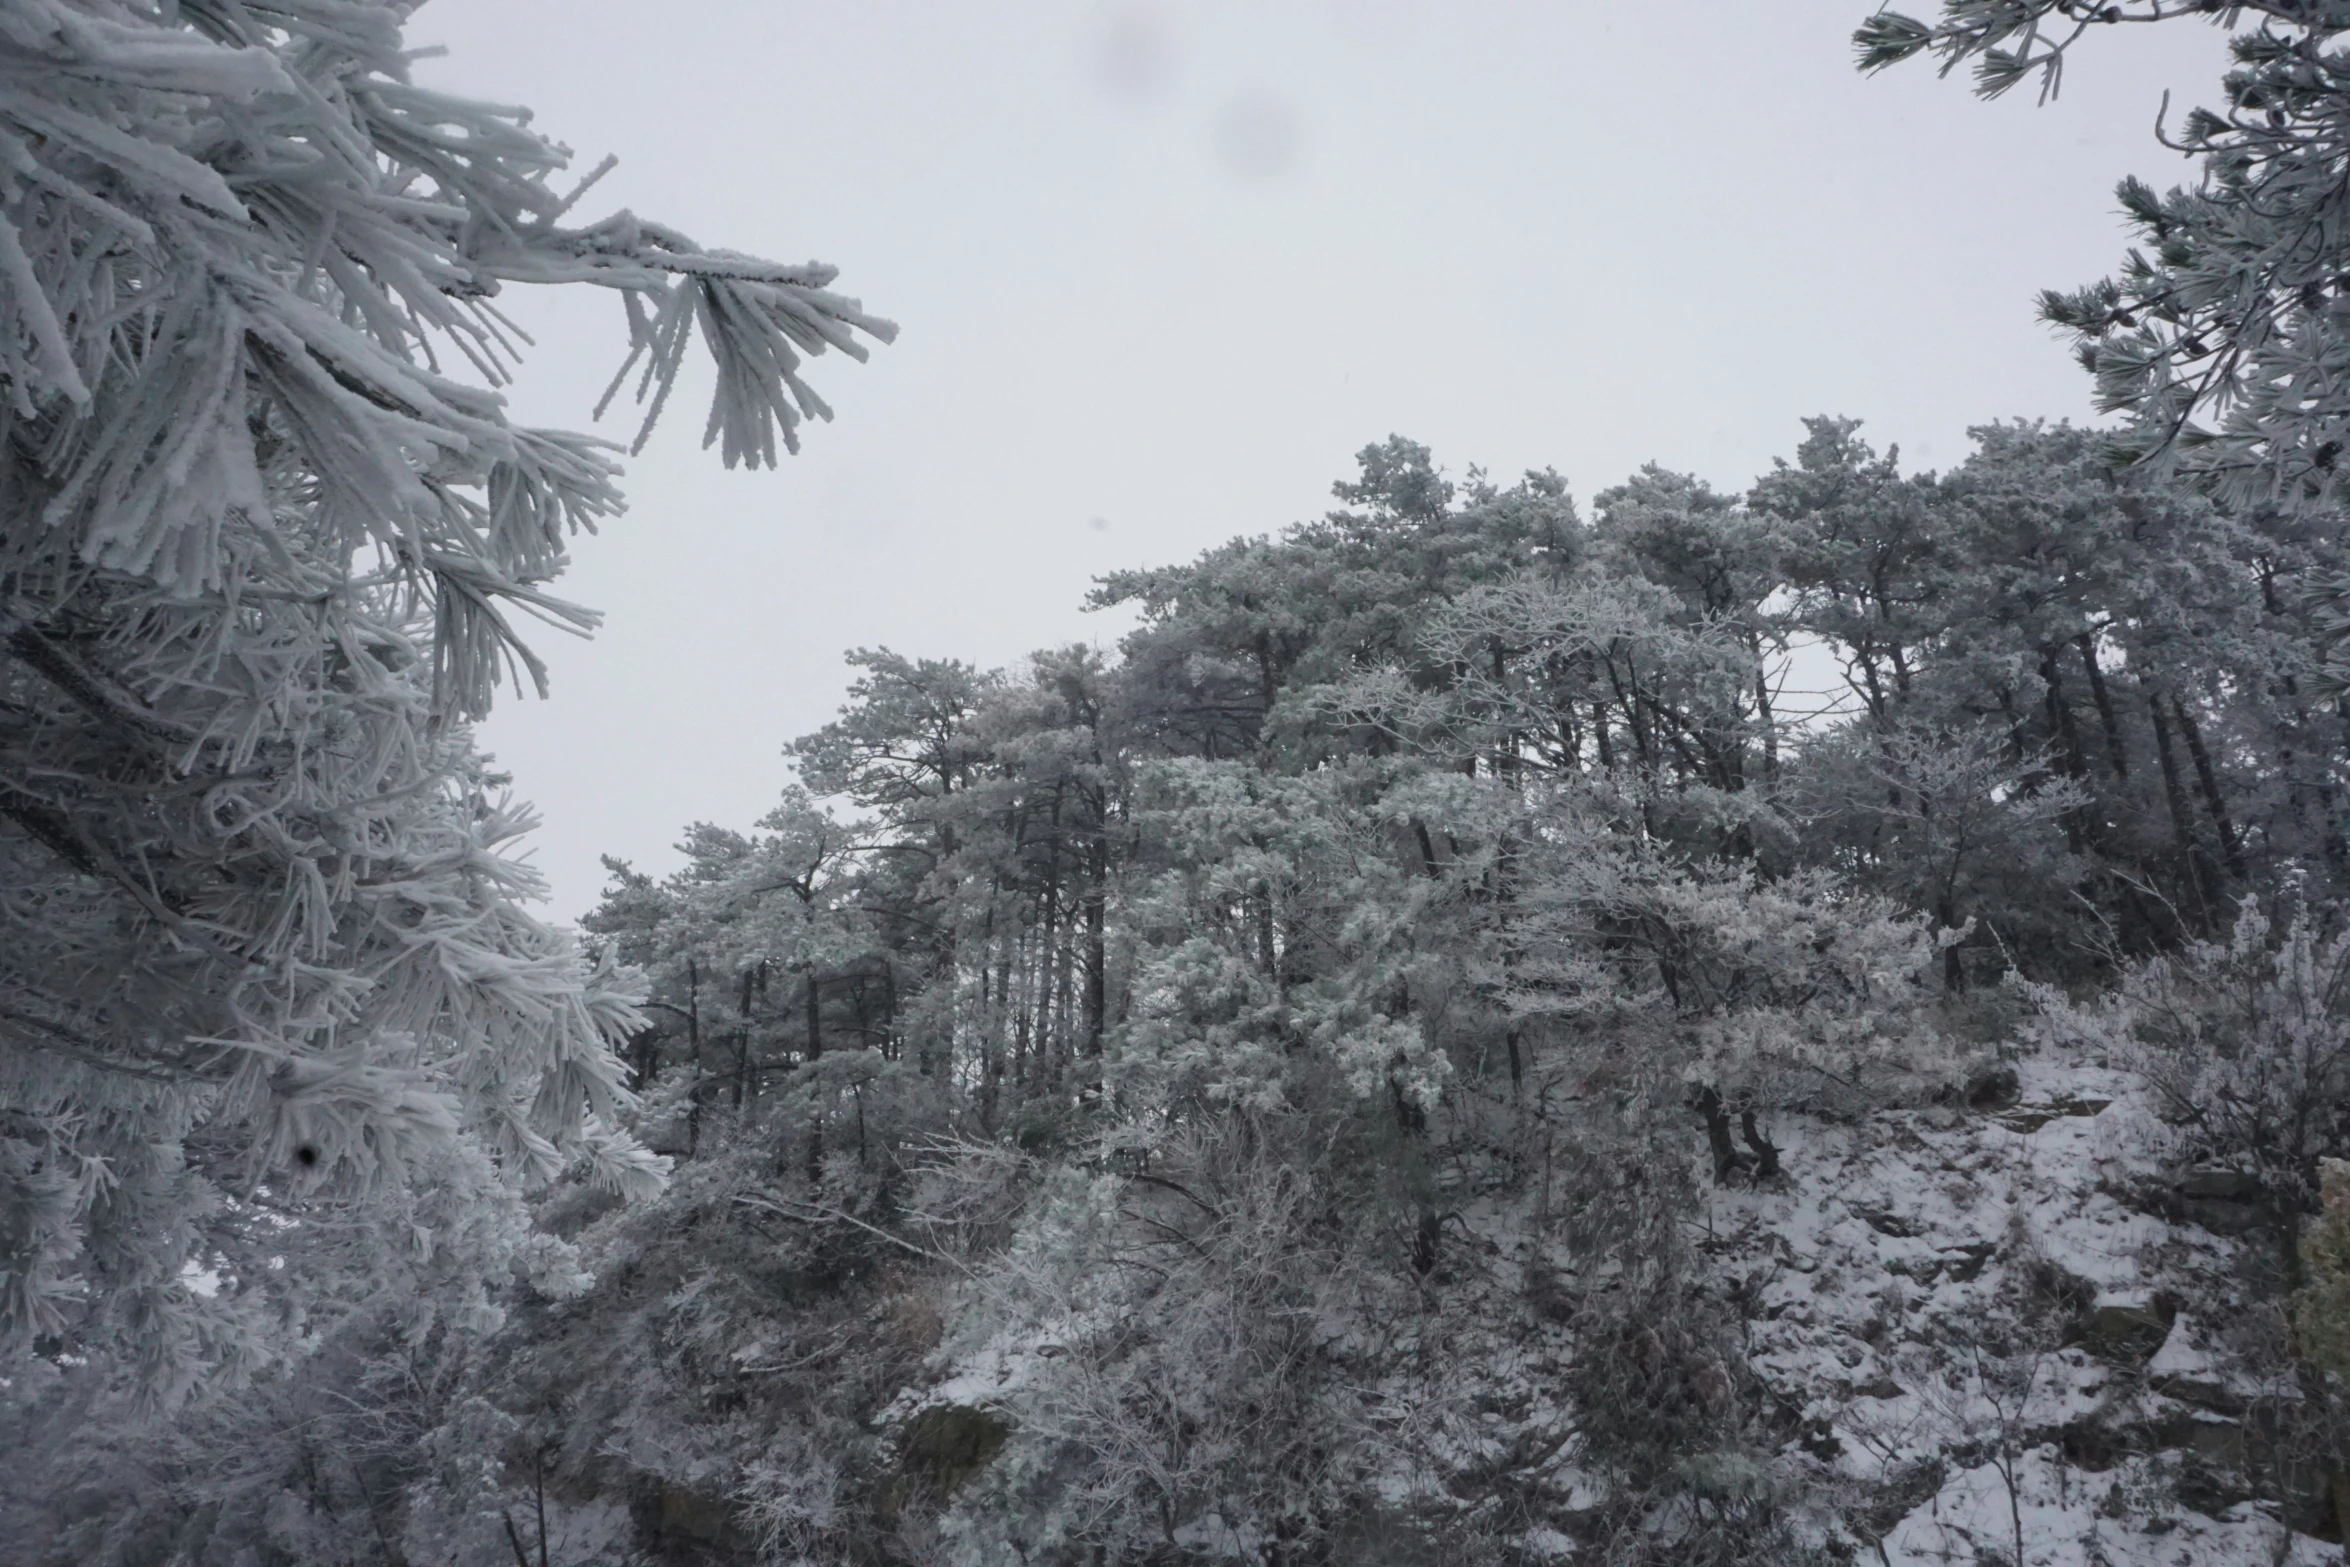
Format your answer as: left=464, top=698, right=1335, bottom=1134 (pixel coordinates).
left=20, top=2, right=2350, bottom=1564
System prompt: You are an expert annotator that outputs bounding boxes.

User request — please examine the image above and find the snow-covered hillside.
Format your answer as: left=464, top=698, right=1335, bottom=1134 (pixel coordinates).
left=816, top=1043, right=2332, bottom=1565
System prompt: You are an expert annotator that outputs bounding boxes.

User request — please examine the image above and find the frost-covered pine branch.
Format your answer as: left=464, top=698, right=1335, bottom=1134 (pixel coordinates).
left=1861, top=2, right=2350, bottom=678
left=0, top=0, right=890, bottom=1385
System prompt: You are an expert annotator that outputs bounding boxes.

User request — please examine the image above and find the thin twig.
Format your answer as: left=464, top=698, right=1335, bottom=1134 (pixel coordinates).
left=731, top=1193, right=972, bottom=1275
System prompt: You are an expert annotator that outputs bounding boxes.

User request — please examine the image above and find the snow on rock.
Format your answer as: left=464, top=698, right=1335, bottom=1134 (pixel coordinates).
left=893, top=1045, right=2342, bottom=1558
left=1880, top=1447, right=2333, bottom=1566
left=1692, top=1048, right=2339, bottom=1560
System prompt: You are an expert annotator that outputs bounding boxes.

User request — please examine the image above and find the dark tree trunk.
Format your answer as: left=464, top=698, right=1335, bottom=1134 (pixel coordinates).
left=804, top=969, right=822, bottom=1064
left=686, top=957, right=703, bottom=1157
left=803, top=969, right=823, bottom=1186
left=1938, top=896, right=1965, bottom=992
left=1412, top=819, right=1441, bottom=879
left=2171, top=694, right=2246, bottom=882
left=1694, top=1086, right=1751, bottom=1181
left=1255, top=882, right=1277, bottom=979
left=732, top=966, right=754, bottom=1110
left=1411, top=1207, right=1441, bottom=1277
left=1082, top=834, right=1107, bottom=1060
left=2076, top=632, right=2129, bottom=780
left=2149, top=692, right=2218, bottom=931
left=1495, top=831, right=1525, bottom=1091
left=2040, top=647, right=2090, bottom=853
left=987, top=928, right=1011, bottom=1132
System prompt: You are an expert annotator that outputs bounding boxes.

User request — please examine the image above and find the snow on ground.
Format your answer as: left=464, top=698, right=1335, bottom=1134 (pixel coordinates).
left=1695, top=1048, right=2342, bottom=1563
left=1880, top=1447, right=2332, bottom=1566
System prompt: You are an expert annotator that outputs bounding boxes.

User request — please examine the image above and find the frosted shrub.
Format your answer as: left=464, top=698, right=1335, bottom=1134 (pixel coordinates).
left=2025, top=900, right=2350, bottom=1271
left=935, top=1115, right=1359, bottom=1564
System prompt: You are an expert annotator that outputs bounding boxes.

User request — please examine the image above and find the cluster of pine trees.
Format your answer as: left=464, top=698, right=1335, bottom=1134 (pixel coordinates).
left=593, top=418, right=2339, bottom=1152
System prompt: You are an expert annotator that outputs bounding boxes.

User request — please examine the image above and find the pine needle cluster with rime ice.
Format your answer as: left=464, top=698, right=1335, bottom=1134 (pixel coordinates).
left=0, top=0, right=890, bottom=1391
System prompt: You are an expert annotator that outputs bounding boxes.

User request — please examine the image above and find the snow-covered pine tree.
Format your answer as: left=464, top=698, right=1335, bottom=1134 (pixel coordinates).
left=0, top=0, right=892, bottom=1388
left=1858, top=2, right=2350, bottom=674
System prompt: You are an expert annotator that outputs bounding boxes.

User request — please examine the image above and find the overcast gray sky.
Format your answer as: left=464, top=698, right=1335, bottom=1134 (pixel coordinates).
left=414, top=0, right=2236, bottom=920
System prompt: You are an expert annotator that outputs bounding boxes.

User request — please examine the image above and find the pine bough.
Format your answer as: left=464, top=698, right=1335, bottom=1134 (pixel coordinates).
left=0, top=0, right=892, bottom=1390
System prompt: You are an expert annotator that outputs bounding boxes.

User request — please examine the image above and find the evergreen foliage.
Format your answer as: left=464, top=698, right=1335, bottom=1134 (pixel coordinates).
left=0, top=0, right=889, bottom=1400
